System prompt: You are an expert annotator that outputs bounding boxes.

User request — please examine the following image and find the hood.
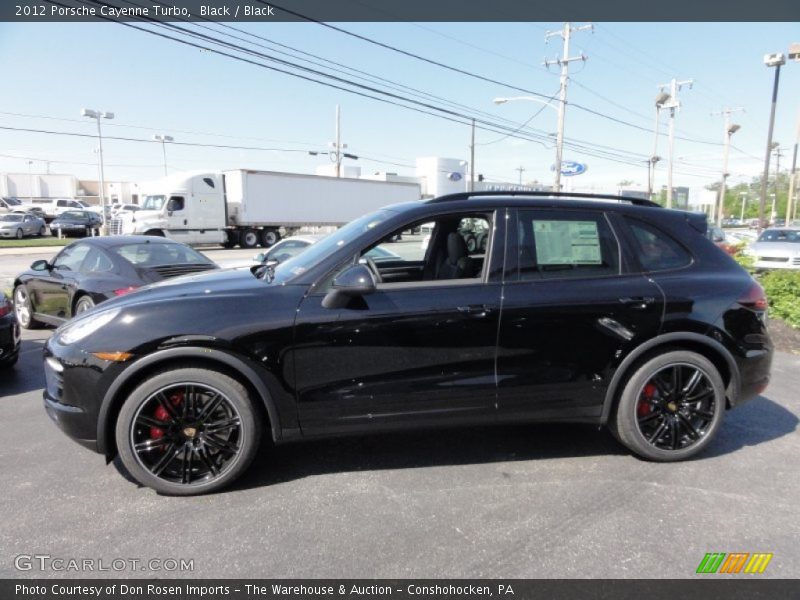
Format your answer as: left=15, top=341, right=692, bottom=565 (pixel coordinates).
left=97, top=267, right=271, bottom=311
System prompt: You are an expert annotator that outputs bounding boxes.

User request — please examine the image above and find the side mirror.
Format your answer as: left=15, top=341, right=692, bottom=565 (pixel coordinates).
left=322, top=264, right=376, bottom=309
left=31, top=259, right=50, bottom=272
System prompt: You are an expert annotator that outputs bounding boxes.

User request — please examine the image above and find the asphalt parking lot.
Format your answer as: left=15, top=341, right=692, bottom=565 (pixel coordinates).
left=1, top=322, right=798, bottom=579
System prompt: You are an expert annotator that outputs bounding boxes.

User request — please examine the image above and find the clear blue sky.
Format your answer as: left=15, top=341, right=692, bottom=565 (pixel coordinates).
left=1, top=21, right=798, bottom=191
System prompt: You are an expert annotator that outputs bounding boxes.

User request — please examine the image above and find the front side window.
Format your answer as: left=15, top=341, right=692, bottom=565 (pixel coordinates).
left=53, top=244, right=92, bottom=272
left=79, top=248, right=115, bottom=273
left=625, top=218, right=692, bottom=272
left=111, top=242, right=210, bottom=267
left=167, top=196, right=185, bottom=212
left=516, top=210, right=619, bottom=280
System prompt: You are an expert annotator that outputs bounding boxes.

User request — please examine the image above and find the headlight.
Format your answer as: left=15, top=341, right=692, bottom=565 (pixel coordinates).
left=58, top=308, right=120, bottom=345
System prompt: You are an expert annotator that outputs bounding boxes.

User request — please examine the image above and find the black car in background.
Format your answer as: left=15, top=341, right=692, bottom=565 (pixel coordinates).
left=0, top=293, right=20, bottom=369
left=13, top=236, right=217, bottom=328
left=42, top=192, right=772, bottom=495
left=50, top=210, right=104, bottom=237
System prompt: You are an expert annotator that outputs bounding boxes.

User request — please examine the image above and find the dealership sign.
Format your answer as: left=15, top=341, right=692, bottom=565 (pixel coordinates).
left=551, top=161, right=588, bottom=176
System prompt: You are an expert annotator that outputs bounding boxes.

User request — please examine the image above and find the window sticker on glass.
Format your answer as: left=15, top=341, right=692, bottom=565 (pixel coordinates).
left=533, top=220, right=602, bottom=265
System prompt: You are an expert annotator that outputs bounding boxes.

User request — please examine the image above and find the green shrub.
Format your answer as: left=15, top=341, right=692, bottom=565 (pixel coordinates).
left=760, top=271, right=800, bottom=329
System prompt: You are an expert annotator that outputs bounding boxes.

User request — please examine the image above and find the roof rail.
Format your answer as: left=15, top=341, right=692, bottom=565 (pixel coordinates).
left=426, top=190, right=662, bottom=208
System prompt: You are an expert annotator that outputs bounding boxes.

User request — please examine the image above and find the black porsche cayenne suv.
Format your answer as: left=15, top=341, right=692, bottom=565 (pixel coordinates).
left=42, top=192, right=772, bottom=494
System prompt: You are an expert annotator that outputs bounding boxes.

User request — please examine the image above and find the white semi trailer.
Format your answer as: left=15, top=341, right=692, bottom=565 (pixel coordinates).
left=112, top=170, right=422, bottom=248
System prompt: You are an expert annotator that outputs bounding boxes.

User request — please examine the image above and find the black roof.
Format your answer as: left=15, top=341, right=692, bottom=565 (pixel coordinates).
left=64, top=235, right=187, bottom=248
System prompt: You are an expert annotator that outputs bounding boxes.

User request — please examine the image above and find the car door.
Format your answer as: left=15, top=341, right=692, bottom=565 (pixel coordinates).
left=291, top=210, right=507, bottom=434
left=22, top=214, right=36, bottom=236
left=495, top=208, right=664, bottom=422
left=31, top=243, right=92, bottom=319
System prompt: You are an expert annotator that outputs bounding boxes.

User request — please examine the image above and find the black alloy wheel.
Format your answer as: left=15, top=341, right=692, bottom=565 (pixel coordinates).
left=612, top=351, right=725, bottom=461
left=116, top=368, right=262, bottom=494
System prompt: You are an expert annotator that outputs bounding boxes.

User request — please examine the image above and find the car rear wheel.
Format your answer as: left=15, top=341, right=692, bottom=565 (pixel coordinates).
left=13, top=285, right=41, bottom=329
left=115, top=368, right=262, bottom=495
left=38, top=226, right=46, bottom=236
left=15, top=228, right=23, bottom=239
left=612, top=351, right=725, bottom=461
left=74, top=295, right=95, bottom=315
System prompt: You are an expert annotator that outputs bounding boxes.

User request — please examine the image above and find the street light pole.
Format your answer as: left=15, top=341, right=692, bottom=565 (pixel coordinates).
left=787, top=111, right=799, bottom=224
left=657, top=78, right=693, bottom=208
left=714, top=108, right=743, bottom=227
left=740, top=192, right=748, bottom=223
left=649, top=92, right=670, bottom=201
left=153, top=135, right=174, bottom=176
left=82, top=108, right=114, bottom=235
left=759, top=53, right=785, bottom=228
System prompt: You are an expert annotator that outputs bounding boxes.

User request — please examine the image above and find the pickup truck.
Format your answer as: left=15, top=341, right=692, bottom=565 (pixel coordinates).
left=32, top=198, right=103, bottom=221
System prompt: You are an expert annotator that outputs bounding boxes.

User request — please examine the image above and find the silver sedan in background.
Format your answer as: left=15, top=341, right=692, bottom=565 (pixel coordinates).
left=0, top=213, right=47, bottom=239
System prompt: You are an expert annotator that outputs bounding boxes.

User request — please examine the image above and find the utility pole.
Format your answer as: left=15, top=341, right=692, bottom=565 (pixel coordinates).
left=544, top=22, right=591, bottom=192
left=469, top=118, right=475, bottom=192
left=712, top=107, right=743, bottom=226
left=153, top=135, right=174, bottom=176
left=657, top=78, right=693, bottom=208
left=787, top=109, right=799, bottom=224
left=649, top=92, right=669, bottom=201
left=516, top=165, right=526, bottom=185
left=773, top=145, right=783, bottom=223
left=759, top=53, right=786, bottom=228
left=334, top=104, right=342, bottom=178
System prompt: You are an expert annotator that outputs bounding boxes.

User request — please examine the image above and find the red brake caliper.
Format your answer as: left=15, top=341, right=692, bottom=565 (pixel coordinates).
left=150, top=392, right=184, bottom=441
left=638, top=383, right=657, bottom=417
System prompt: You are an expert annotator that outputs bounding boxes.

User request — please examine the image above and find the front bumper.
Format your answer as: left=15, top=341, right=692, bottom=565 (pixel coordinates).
left=42, top=339, right=126, bottom=454
left=753, top=258, right=800, bottom=270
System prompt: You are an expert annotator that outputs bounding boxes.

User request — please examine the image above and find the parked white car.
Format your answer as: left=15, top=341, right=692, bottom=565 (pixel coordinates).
left=745, top=228, right=800, bottom=270
left=33, top=198, right=103, bottom=219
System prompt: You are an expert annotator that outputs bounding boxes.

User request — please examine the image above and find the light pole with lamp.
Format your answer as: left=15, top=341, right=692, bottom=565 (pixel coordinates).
left=153, top=135, right=174, bottom=176
left=716, top=117, right=742, bottom=227
left=740, top=191, right=748, bottom=223
left=493, top=96, right=559, bottom=189
left=81, top=108, right=114, bottom=235
left=649, top=91, right=670, bottom=201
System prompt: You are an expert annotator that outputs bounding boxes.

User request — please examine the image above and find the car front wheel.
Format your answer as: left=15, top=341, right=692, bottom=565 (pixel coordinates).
left=612, top=350, right=725, bottom=461
left=115, top=368, right=262, bottom=495
left=13, top=285, right=41, bottom=329
left=74, top=295, right=95, bottom=315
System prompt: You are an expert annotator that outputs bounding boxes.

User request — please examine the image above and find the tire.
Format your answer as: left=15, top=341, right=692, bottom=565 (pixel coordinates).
left=260, top=229, right=280, bottom=248
left=15, top=228, right=23, bottom=240
left=222, top=230, right=238, bottom=249
left=115, top=367, right=262, bottom=495
left=240, top=229, right=259, bottom=249
left=13, top=285, right=41, bottom=329
left=73, top=295, right=95, bottom=316
left=611, top=350, right=725, bottom=462
left=38, top=226, right=46, bottom=237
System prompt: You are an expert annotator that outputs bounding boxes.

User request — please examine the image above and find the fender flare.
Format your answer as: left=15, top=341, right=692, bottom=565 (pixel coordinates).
left=600, top=332, right=741, bottom=424
left=96, top=346, right=282, bottom=455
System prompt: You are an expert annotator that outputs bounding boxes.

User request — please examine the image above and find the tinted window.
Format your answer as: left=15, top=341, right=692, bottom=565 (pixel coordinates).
left=625, top=218, right=692, bottom=272
left=758, top=229, right=800, bottom=243
left=517, top=210, right=619, bottom=280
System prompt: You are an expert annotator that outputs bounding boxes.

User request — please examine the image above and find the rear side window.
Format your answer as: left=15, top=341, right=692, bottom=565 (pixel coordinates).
left=517, top=210, right=620, bottom=280
left=625, top=218, right=691, bottom=272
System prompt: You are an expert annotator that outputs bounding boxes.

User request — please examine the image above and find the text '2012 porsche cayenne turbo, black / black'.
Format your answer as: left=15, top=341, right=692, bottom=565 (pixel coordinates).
left=42, top=192, right=772, bottom=494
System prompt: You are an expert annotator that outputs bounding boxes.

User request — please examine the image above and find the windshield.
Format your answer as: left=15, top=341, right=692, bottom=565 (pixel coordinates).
left=60, top=211, right=86, bottom=219
left=0, top=214, right=23, bottom=222
left=4, top=197, right=21, bottom=206
left=758, top=229, right=800, bottom=243
left=273, top=209, right=392, bottom=282
left=78, top=201, right=91, bottom=208
left=141, top=195, right=166, bottom=211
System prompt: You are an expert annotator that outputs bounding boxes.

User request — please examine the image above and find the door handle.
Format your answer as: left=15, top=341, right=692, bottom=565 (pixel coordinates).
left=619, top=296, right=655, bottom=310
left=457, top=304, right=491, bottom=318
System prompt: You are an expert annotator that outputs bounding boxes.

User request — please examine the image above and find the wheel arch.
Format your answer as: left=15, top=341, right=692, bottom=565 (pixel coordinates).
left=600, top=332, right=740, bottom=425
left=96, top=346, right=281, bottom=459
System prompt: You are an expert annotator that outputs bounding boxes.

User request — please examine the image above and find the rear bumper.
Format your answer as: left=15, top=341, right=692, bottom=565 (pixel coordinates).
left=0, top=315, right=20, bottom=361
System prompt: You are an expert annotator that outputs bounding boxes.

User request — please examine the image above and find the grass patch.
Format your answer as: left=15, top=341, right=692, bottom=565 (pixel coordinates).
left=0, top=237, right=70, bottom=248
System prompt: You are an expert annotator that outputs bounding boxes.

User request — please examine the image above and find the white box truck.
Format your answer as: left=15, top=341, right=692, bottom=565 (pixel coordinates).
left=112, top=170, right=421, bottom=247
